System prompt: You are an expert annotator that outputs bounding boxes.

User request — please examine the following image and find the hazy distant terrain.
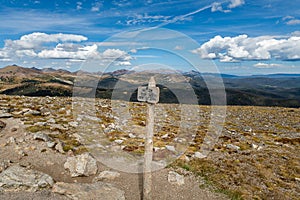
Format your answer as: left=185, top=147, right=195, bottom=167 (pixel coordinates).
left=1, top=65, right=300, bottom=107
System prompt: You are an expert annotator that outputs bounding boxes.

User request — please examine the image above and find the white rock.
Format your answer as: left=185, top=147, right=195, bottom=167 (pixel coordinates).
left=55, top=141, right=65, bottom=153
left=33, top=132, right=51, bottom=142
left=128, top=133, right=136, bottom=138
left=68, top=121, right=79, bottom=128
left=47, top=141, right=56, bottom=148
left=168, top=171, right=184, bottom=186
left=161, top=134, right=169, bottom=139
left=226, top=144, right=240, bottom=151
left=194, top=152, right=207, bottom=159
left=64, top=153, right=98, bottom=177
left=34, top=122, right=47, bottom=126
left=47, top=118, right=56, bottom=123
left=114, top=140, right=123, bottom=145
left=166, top=145, right=176, bottom=152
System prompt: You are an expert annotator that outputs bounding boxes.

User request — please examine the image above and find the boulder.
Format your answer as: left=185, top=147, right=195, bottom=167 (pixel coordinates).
left=64, top=153, right=97, bottom=177
left=168, top=171, right=184, bottom=186
left=0, top=165, right=54, bottom=191
left=53, top=182, right=125, bottom=200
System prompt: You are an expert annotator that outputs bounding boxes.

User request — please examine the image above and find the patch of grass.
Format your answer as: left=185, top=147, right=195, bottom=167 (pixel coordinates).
left=26, top=125, right=50, bottom=133
left=172, top=159, right=244, bottom=200
left=49, top=132, right=81, bottom=152
left=214, top=188, right=243, bottom=200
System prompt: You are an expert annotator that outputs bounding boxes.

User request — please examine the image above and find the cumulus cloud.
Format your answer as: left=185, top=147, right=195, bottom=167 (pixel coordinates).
left=0, top=32, right=132, bottom=67
left=0, top=50, right=9, bottom=59
left=211, top=0, right=245, bottom=12
left=16, top=50, right=37, bottom=57
left=38, top=44, right=99, bottom=60
left=4, top=32, right=87, bottom=51
left=193, top=34, right=300, bottom=62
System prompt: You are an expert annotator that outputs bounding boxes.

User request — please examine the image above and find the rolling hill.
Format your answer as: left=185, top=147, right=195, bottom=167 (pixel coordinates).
left=0, top=65, right=300, bottom=107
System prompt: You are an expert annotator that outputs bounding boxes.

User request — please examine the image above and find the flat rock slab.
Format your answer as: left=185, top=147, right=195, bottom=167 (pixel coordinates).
left=53, top=182, right=125, bottom=200
left=0, top=165, right=54, bottom=192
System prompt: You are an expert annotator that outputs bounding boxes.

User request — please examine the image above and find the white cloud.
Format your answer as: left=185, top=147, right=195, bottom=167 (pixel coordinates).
left=76, top=2, right=82, bottom=10
left=117, top=61, right=131, bottom=66
left=253, top=63, right=282, bottom=68
left=0, top=50, right=9, bottom=59
left=91, top=2, right=102, bottom=12
left=16, top=50, right=37, bottom=57
left=193, top=34, right=300, bottom=62
left=228, top=0, right=245, bottom=9
left=0, top=58, right=12, bottom=62
left=292, top=31, right=300, bottom=36
left=0, top=32, right=132, bottom=68
left=38, top=44, right=99, bottom=60
left=286, top=19, right=300, bottom=25
left=4, top=32, right=87, bottom=51
left=211, top=2, right=224, bottom=12
left=125, top=14, right=171, bottom=25
left=103, top=49, right=127, bottom=59
left=174, top=45, right=184, bottom=50
left=211, top=0, right=245, bottom=13
left=282, top=16, right=300, bottom=25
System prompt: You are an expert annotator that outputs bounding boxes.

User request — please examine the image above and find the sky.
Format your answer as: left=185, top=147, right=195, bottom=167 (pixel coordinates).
left=0, top=0, right=299, bottom=75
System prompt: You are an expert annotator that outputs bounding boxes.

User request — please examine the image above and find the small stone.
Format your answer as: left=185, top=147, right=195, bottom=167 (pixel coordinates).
left=161, top=134, right=169, bottom=139
left=166, top=145, right=176, bottom=152
left=55, top=141, right=65, bottom=153
left=33, top=132, right=51, bottom=142
left=168, top=171, right=184, bottom=186
left=93, top=171, right=120, bottom=182
left=68, top=121, right=79, bottom=127
left=24, top=110, right=41, bottom=116
left=47, top=141, right=56, bottom=148
left=47, top=118, right=56, bottom=124
left=251, top=144, right=258, bottom=149
left=226, top=144, right=240, bottom=151
left=128, top=133, right=136, bottom=138
left=194, top=152, right=207, bottom=159
left=34, top=122, right=47, bottom=126
left=11, top=127, right=17, bottom=132
left=8, top=137, right=16, bottom=144
left=0, top=160, right=10, bottom=173
left=114, top=139, right=123, bottom=145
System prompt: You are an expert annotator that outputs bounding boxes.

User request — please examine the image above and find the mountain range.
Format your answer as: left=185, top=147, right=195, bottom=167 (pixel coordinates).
left=0, top=65, right=299, bottom=107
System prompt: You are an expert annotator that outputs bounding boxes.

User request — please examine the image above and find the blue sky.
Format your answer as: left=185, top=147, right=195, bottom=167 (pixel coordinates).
left=0, top=0, right=299, bottom=75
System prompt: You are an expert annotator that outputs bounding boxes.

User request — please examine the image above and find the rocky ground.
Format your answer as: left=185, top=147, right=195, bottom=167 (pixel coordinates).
left=0, top=94, right=299, bottom=199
